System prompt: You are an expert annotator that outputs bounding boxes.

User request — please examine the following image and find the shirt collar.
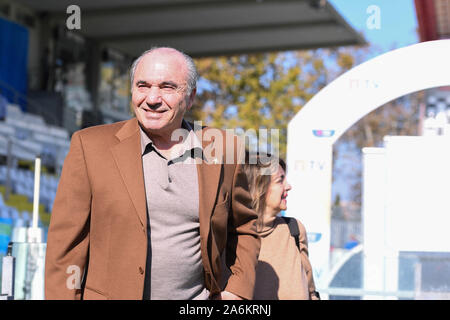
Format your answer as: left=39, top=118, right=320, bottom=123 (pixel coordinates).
left=139, top=119, right=203, bottom=158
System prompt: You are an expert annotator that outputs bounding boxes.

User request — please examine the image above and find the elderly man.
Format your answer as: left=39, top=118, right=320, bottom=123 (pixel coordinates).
left=45, top=47, right=260, bottom=300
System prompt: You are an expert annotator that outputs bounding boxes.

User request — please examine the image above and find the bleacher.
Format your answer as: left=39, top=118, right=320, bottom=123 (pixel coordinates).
left=0, top=165, right=59, bottom=213
left=0, top=98, right=69, bottom=253
left=0, top=104, right=70, bottom=169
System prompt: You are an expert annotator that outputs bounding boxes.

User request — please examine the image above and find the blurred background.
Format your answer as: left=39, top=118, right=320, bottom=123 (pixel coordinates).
left=0, top=0, right=449, bottom=299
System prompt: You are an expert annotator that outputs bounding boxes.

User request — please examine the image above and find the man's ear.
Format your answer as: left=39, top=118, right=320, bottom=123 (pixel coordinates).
left=187, top=87, right=197, bottom=110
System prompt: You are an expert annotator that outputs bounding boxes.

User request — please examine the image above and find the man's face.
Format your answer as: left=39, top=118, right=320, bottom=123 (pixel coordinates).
left=131, top=49, right=196, bottom=137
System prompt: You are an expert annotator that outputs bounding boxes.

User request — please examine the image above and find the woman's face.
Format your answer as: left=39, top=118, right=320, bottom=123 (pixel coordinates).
left=265, top=165, right=292, bottom=216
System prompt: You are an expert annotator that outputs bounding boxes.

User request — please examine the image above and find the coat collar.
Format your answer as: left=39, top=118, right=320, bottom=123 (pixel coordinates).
left=111, top=118, right=147, bottom=228
left=195, top=124, right=222, bottom=271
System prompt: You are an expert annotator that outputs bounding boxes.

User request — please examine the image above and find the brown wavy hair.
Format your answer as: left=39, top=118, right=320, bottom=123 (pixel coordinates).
left=243, top=152, right=286, bottom=232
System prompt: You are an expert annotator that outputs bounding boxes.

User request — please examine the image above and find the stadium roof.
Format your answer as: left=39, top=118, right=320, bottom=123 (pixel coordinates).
left=14, top=0, right=365, bottom=57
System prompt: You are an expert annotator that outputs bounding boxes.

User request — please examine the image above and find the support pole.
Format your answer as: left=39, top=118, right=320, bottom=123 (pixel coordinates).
left=0, top=243, right=15, bottom=300
left=28, top=157, right=42, bottom=243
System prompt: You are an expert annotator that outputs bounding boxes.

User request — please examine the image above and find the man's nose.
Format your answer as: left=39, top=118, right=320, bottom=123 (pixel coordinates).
left=145, top=87, right=163, bottom=105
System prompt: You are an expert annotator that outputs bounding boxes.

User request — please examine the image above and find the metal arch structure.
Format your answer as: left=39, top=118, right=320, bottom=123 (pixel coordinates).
left=286, top=39, right=450, bottom=288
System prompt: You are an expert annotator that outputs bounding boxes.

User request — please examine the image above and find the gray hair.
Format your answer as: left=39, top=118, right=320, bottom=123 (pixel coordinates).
left=129, top=46, right=199, bottom=94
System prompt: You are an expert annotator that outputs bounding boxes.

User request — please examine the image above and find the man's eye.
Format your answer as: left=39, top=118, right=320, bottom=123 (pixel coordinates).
left=161, top=86, right=177, bottom=93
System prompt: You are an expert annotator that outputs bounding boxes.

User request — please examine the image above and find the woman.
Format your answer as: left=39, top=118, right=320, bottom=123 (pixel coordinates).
left=243, top=154, right=319, bottom=300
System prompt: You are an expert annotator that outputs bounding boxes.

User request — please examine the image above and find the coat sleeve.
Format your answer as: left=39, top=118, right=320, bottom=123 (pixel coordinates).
left=45, top=131, right=91, bottom=300
left=223, top=140, right=261, bottom=300
left=296, top=219, right=320, bottom=300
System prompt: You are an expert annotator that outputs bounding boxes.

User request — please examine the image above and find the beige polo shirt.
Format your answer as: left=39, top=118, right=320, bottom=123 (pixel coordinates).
left=140, top=120, right=209, bottom=300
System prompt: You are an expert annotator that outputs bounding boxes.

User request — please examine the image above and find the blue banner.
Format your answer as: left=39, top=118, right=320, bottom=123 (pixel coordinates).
left=0, top=217, right=12, bottom=255
left=0, top=17, right=29, bottom=111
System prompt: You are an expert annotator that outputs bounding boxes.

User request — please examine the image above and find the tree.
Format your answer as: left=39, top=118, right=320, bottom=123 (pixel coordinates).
left=190, top=45, right=424, bottom=208
left=189, top=49, right=357, bottom=159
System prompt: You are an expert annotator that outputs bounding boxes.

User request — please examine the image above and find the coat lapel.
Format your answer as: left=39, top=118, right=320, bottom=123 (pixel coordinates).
left=110, top=118, right=147, bottom=228
left=196, top=126, right=222, bottom=275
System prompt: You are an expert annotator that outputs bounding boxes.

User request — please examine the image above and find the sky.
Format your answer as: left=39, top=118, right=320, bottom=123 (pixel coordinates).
left=327, top=0, right=420, bottom=202
left=329, top=0, right=419, bottom=52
